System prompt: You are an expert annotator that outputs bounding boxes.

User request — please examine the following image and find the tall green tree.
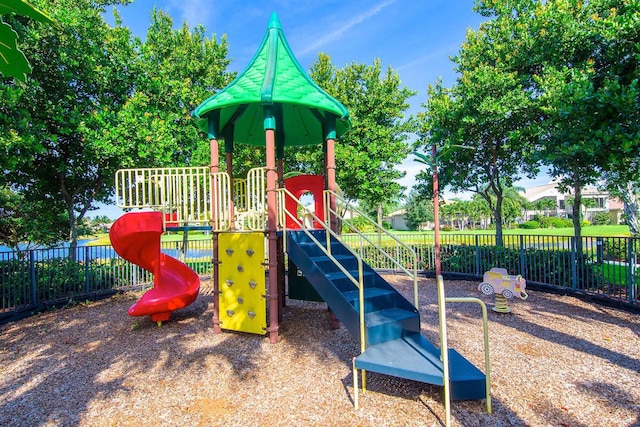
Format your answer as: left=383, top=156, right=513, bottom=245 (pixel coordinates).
left=1, top=2, right=232, bottom=250
left=475, top=0, right=640, bottom=244
left=302, top=54, right=416, bottom=225
left=102, top=8, right=234, bottom=169
left=403, top=189, right=433, bottom=230
left=1, top=0, right=137, bottom=251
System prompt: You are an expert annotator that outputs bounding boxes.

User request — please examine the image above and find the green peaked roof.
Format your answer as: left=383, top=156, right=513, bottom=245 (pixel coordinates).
left=192, top=12, right=351, bottom=147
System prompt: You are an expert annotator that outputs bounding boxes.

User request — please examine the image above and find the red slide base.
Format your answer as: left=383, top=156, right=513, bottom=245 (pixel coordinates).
left=109, top=212, right=200, bottom=324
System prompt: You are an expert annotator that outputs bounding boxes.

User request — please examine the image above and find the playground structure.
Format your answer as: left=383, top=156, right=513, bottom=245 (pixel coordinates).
left=479, top=268, right=528, bottom=313
left=109, top=13, right=491, bottom=425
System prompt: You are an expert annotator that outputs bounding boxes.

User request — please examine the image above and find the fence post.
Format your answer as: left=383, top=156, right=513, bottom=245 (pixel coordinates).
left=519, top=235, right=526, bottom=276
left=84, top=246, right=90, bottom=294
left=627, top=237, right=635, bottom=304
left=29, top=250, right=37, bottom=305
left=475, top=235, right=481, bottom=276
left=570, top=237, right=578, bottom=290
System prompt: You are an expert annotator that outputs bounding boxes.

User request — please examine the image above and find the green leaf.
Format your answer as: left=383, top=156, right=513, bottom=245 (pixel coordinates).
left=0, top=20, right=30, bottom=81
left=0, top=0, right=56, bottom=25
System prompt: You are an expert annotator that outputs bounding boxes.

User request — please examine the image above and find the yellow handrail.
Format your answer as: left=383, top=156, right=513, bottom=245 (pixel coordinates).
left=279, top=188, right=367, bottom=354
left=323, top=190, right=419, bottom=308
left=246, top=167, right=267, bottom=231
left=114, top=166, right=212, bottom=226
left=438, top=275, right=492, bottom=421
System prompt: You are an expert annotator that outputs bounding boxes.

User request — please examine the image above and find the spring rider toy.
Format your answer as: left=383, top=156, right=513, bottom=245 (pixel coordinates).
left=478, top=267, right=528, bottom=313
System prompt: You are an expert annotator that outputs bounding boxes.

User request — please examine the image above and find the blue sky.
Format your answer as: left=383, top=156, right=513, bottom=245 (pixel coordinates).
left=98, top=0, right=549, bottom=218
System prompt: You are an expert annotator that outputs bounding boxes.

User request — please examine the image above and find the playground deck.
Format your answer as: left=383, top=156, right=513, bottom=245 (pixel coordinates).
left=1, top=276, right=638, bottom=426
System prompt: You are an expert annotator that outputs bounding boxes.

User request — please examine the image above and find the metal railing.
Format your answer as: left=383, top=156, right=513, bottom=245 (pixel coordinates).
left=341, top=232, right=639, bottom=309
left=115, top=167, right=213, bottom=226
left=437, top=274, right=491, bottom=427
left=0, top=240, right=213, bottom=323
left=325, top=191, right=419, bottom=307
left=279, top=188, right=367, bottom=353
left=2, top=232, right=637, bottom=324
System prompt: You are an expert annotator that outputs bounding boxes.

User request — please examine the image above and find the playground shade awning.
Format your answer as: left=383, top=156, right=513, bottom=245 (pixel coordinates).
left=192, top=12, right=351, bottom=147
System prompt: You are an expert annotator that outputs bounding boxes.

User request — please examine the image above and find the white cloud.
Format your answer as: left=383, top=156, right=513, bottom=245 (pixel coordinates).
left=168, top=0, right=213, bottom=26
left=298, top=0, right=397, bottom=56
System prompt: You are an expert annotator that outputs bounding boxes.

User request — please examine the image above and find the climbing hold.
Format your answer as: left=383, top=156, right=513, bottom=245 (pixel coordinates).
left=248, top=281, right=257, bottom=289
left=248, top=311, right=256, bottom=319
left=237, top=297, right=244, bottom=304
left=237, top=265, right=244, bottom=272
left=225, top=279, right=234, bottom=287
left=246, top=249, right=255, bottom=256
left=225, top=248, right=234, bottom=256
left=226, top=310, right=235, bottom=317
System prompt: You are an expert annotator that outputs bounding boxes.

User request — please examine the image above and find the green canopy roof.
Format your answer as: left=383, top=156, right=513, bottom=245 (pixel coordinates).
left=192, top=12, right=351, bottom=147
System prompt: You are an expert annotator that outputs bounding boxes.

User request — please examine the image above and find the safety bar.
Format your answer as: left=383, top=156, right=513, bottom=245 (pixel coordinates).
left=114, top=166, right=214, bottom=226
left=279, top=188, right=367, bottom=353
left=323, top=190, right=419, bottom=308
left=437, top=275, right=492, bottom=426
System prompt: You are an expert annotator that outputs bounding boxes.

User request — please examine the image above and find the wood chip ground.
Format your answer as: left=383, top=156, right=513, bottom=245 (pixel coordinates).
left=1, top=276, right=638, bottom=426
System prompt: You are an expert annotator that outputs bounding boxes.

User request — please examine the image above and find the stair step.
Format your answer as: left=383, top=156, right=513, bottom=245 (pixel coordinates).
left=342, top=288, right=397, bottom=311
left=355, top=334, right=486, bottom=400
left=364, top=307, right=420, bottom=345
left=365, top=307, right=417, bottom=326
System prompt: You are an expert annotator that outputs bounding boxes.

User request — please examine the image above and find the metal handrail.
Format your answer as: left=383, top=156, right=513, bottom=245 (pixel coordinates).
left=279, top=188, right=367, bottom=353
left=323, top=190, right=419, bottom=307
left=437, top=275, right=492, bottom=424
left=114, top=167, right=212, bottom=226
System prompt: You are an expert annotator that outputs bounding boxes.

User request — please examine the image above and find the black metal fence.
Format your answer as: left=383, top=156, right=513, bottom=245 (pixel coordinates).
left=2, top=233, right=638, bottom=324
left=0, top=240, right=213, bottom=324
left=342, top=233, right=639, bottom=311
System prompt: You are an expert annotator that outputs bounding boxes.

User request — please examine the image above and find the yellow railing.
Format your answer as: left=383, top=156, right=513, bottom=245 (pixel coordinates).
left=279, top=188, right=367, bottom=354
left=323, top=190, right=419, bottom=307
left=211, top=172, right=231, bottom=231
left=245, top=167, right=267, bottom=231
left=234, top=178, right=247, bottom=212
left=437, top=275, right=492, bottom=427
left=114, top=167, right=212, bottom=226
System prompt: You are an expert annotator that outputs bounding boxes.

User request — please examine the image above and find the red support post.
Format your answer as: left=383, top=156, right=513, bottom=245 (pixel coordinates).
left=210, top=137, right=222, bottom=334
left=433, top=144, right=441, bottom=278
left=265, top=129, right=279, bottom=343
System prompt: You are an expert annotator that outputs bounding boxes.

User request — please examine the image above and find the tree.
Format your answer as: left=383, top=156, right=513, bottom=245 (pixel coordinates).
left=403, top=190, right=433, bottom=230
left=1, top=2, right=232, bottom=251
left=0, top=0, right=57, bottom=81
left=475, top=0, right=640, bottom=247
left=303, top=54, right=417, bottom=226
left=416, top=16, right=540, bottom=246
left=0, top=187, right=67, bottom=252
left=1, top=0, right=137, bottom=252
left=102, top=8, right=234, bottom=169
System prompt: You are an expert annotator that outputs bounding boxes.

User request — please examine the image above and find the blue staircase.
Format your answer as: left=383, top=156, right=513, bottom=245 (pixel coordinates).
left=286, top=229, right=486, bottom=401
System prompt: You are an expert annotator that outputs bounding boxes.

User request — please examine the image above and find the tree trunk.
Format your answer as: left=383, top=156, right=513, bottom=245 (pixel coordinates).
left=494, top=196, right=504, bottom=247
left=619, top=182, right=640, bottom=236
left=68, top=205, right=78, bottom=260
left=572, top=182, right=583, bottom=257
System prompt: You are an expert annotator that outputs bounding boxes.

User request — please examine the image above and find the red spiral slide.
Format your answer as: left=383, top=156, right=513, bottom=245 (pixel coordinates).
left=109, top=212, right=200, bottom=324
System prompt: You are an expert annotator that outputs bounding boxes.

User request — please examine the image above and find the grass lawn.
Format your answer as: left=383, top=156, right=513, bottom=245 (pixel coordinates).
left=85, top=224, right=630, bottom=247
left=84, top=231, right=212, bottom=246
left=388, top=224, right=630, bottom=237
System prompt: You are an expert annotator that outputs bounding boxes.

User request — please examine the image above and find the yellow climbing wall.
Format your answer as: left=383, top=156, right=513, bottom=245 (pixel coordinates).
left=218, top=232, right=266, bottom=334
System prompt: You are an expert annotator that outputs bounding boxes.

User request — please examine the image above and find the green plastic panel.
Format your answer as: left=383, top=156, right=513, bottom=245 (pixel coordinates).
left=192, top=12, right=351, bottom=147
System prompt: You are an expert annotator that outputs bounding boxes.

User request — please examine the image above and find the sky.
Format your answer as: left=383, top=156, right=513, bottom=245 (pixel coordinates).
left=97, top=0, right=551, bottom=218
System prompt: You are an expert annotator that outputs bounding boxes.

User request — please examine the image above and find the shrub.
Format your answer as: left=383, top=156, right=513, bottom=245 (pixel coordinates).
left=592, top=212, right=611, bottom=225
left=580, top=220, right=591, bottom=227
left=520, top=220, right=540, bottom=229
